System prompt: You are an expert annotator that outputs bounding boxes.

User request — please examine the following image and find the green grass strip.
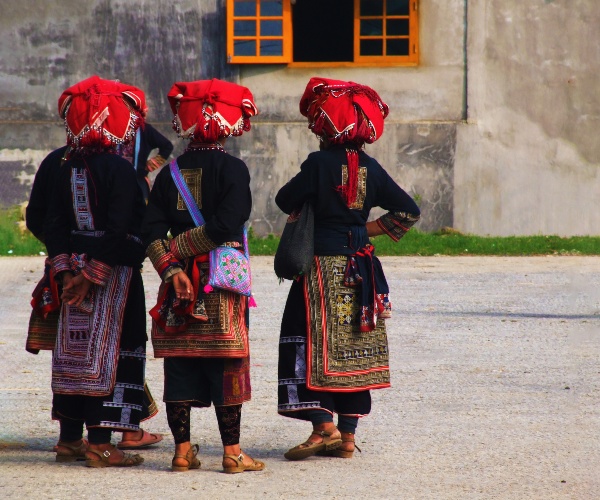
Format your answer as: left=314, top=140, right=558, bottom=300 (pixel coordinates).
left=2, top=206, right=598, bottom=257
left=247, top=229, right=600, bottom=256
left=0, top=207, right=46, bottom=256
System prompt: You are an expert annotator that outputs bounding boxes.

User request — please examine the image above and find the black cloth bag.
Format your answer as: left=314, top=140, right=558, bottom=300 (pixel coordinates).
left=274, top=201, right=314, bottom=280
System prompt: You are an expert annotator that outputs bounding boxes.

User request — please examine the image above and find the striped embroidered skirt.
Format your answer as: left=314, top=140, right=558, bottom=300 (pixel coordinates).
left=52, top=269, right=148, bottom=430
left=278, top=256, right=392, bottom=421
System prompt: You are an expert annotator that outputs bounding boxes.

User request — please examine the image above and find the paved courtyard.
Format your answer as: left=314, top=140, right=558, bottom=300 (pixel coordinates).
left=0, top=255, right=598, bottom=499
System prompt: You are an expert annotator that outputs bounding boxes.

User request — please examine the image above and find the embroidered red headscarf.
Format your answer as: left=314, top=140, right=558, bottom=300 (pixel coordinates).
left=58, top=75, right=146, bottom=150
left=167, top=78, right=258, bottom=143
left=299, top=77, right=389, bottom=146
left=299, top=77, right=389, bottom=206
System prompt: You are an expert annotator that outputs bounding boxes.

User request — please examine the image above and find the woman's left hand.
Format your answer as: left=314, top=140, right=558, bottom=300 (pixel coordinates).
left=61, top=274, right=93, bottom=307
left=366, top=220, right=385, bottom=237
left=172, top=272, right=194, bottom=302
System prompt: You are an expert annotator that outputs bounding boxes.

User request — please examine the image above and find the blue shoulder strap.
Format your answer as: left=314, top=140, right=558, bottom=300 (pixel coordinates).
left=169, top=159, right=249, bottom=258
left=169, top=160, right=205, bottom=227
left=133, top=129, right=141, bottom=171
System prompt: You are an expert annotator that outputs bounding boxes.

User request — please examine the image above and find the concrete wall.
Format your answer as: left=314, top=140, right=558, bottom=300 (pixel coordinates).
left=454, top=0, right=600, bottom=236
left=1, top=0, right=597, bottom=236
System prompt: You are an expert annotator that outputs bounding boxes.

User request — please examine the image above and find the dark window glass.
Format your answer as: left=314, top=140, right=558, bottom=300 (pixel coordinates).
left=261, top=1, right=283, bottom=16
left=387, top=38, right=409, bottom=55
left=360, top=39, right=383, bottom=56
left=360, top=0, right=383, bottom=16
left=387, top=19, right=409, bottom=36
left=234, top=39, right=257, bottom=56
left=234, top=20, right=256, bottom=37
left=234, top=0, right=256, bottom=17
left=260, top=39, right=283, bottom=56
left=387, top=0, right=410, bottom=16
left=293, top=0, right=353, bottom=62
left=260, top=20, right=282, bottom=36
left=361, top=19, right=383, bottom=36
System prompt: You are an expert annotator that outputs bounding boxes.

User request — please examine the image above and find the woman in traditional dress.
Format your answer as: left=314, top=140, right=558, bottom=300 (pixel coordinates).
left=44, top=76, right=149, bottom=467
left=142, top=78, right=265, bottom=473
left=276, top=77, right=421, bottom=460
left=26, top=145, right=162, bottom=457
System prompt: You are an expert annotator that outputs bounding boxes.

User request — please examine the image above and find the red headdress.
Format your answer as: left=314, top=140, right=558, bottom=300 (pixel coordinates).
left=299, top=77, right=389, bottom=206
left=167, top=78, right=258, bottom=143
left=299, top=77, right=389, bottom=146
left=58, top=76, right=146, bottom=151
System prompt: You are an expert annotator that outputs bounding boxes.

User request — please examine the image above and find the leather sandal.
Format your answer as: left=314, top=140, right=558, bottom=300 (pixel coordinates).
left=85, top=446, right=144, bottom=468
left=117, top=429, right=163, bottom=449
left=172, top=444, right=201, bottom=472
left=222, top=452, right=265, bottom=473
left=317, top=434, right=362, bottom=458
left=284, top=429, right=342, bottom=461
left=54, top=439, right=88, bottom=462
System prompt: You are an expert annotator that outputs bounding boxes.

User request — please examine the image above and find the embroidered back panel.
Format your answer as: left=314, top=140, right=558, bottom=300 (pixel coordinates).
left=341, top=165, right=367, bottom=210
left=52, top=266, right=132, bottom=396
left=177, top=169, right=203, bottom=211
left=71, top=169, right=95, bottom=230
left=305, top=255, right=390, bottom=391
left=151, top=261, right=248, bottom=358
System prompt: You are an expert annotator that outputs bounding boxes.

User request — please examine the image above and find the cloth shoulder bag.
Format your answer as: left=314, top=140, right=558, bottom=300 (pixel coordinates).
left=274, top=201, right=314, bottom=280
left=170, top=160, right=253, bottom=297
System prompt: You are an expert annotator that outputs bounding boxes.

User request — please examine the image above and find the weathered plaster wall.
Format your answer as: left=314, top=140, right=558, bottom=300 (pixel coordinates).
left=454, top=0, right=600, bottom=236
left=0, top=0, right=464, bottom=236
left=6, top=1, right=594, bottom=237
left=236, top=0, right=465, bottom=233
left=0, top=0, right=233, bottom=208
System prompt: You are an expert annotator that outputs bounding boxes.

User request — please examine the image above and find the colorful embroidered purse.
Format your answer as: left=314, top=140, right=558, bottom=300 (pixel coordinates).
left=170, top=160, right=253, bottom=298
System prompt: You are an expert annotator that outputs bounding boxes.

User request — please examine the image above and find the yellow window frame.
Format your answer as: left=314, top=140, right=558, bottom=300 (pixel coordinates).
left=354, top=0, right=419, bottom=65
left=227, top=0, right=418, bottom=66
left=227, top=0, right=292, bottom=64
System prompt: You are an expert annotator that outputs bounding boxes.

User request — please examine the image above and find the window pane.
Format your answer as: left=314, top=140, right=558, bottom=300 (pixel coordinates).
left=260, top=39, right=283, bottom=56
left=360, top=0, right=383, bottom=16
left=260, top=20, right=282, bottom=36
left=386, top=0, right=410, bottom=16
left=387, top=38, right=409, bottom=55
left=360, top=39, right=383, bottom=56
left=234, top=0, right=256, bottom=17
left=360, top=19, right=383, bottom=36
left=234, top=20, right=256, bottom=37
left=387, top=19, right=409, bottom=36
left=261, top=1, right=283, bottom=16
left=234, top=39, right=257, bottom=56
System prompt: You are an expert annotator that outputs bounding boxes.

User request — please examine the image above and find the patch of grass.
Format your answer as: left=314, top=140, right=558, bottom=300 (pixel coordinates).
left=2, top=206, right=598, bottom=257
left=0, top=207, right=46, bottom=256
left=370, top=229, right=600, bottom=256
left=248, top=232, right=280, bottom=255
left=251, top=228, right=600, bottom=256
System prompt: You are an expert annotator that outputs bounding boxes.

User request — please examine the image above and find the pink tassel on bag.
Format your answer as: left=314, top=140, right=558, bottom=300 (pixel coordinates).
left=248, top=295, right=257, bottom=308
left=204, top=284, right=214, bottom=293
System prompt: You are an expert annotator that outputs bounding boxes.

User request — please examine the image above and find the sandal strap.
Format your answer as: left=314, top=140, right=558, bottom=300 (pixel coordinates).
left=173, top=444, right=199, bottom=465
left=87, top=446, right=142, bottom=465
left=223, top=453, right=243, bottom=466
left=312, top=430, right=334, bottom=438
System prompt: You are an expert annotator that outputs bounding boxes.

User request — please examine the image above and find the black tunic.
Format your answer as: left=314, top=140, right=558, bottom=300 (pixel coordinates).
left=142, top=148, right=251, bottom=246
left=276, top=145, right=420, bottom=421
left=44, top=152, right=148, bottom=430
left=142, top=148, right=253, bottom=407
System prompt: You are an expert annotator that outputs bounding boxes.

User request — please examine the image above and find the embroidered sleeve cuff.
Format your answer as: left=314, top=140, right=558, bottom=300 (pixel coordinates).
left=146, top=154, right=167, bottom=172
left=82, top=259, right=112, bottom=286
left=376, top=211, right=420, bottom=242
left=51, top=254, right=71, bottom=275
left=147, top=239, right=183, bottom=279
left=170, top=225, right=217, bottom=260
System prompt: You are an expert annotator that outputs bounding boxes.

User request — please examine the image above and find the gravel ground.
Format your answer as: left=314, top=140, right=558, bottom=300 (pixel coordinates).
left=0, top=255, right=598, bottom=500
